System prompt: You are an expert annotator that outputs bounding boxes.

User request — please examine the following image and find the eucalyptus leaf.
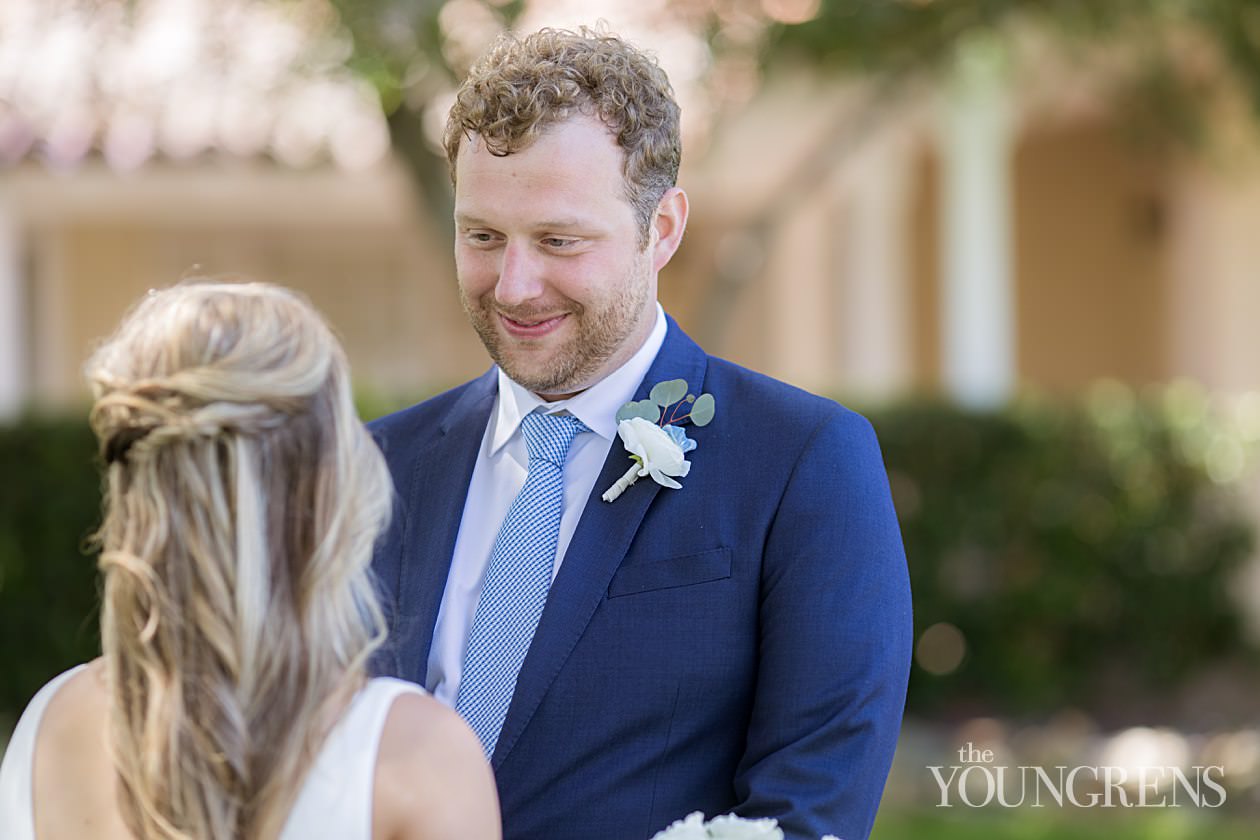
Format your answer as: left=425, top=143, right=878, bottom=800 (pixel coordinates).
left=638, top=400, right=663, bottom=422
left=649, top=378, right=689, bottom=408
left=690, top=393, right=716, bottom=426
left=616, top=399, right=661, bottom=424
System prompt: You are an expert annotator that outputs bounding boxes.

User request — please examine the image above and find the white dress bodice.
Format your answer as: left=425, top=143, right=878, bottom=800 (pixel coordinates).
left=0, top=667, right=424, bottom=840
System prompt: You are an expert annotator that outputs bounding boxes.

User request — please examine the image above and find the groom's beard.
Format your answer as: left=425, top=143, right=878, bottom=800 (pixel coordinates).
left=459, top=256, right=652, bottom=397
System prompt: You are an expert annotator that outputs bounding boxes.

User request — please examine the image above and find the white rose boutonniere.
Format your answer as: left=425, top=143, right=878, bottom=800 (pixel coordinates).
left=615, top=417, right=694, bottom=489
left=601, top=378, right=716, bottom=503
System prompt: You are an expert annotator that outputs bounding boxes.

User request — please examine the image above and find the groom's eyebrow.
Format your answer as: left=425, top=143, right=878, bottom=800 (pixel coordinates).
left=455, top=212, right=602, bottom=233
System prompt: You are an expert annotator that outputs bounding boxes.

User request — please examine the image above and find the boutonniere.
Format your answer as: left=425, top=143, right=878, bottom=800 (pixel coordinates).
left=601, top=378, right=716, bottom=503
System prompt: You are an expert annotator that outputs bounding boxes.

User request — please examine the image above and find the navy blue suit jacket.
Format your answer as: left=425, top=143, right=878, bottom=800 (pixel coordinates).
left=369, top=318, right=912, bottom=840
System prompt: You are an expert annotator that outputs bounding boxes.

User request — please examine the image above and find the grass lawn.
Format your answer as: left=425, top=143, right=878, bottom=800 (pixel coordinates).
left=870, top=808, right=1257, bottom=840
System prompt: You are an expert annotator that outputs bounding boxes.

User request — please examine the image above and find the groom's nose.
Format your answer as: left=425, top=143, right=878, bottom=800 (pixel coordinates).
left=495, top=240, right=547, bottom=306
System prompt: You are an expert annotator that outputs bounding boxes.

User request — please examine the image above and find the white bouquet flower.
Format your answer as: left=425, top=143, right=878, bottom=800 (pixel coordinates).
left=649, top=811, right=842, bottom=840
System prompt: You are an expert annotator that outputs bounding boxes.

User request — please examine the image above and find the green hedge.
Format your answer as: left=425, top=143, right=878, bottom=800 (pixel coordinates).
left=877, top=385, right=1258, bottom=720
left=1, top=385, right=1256, bottom=725
left=0, top=414, right=102, bottom=722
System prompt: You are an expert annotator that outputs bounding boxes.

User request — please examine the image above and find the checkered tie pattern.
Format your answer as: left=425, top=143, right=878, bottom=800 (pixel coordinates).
left=456, top=410, right=589, bottom=757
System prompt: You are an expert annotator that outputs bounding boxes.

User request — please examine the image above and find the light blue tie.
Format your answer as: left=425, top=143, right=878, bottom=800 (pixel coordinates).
left=456, top=410, right=589, bottom=756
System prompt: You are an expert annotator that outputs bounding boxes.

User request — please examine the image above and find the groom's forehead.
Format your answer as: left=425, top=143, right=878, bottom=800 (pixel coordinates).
left=454, top=116, right=627, bottom=180
left=454, top=128, right=635, bottom=224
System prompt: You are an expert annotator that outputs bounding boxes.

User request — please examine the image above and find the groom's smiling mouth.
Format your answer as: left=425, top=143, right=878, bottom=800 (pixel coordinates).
left=499, top=312, right=569, bottom=338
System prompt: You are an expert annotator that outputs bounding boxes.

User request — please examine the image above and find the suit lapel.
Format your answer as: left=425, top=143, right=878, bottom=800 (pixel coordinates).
left=394, top=369, right=497, bottom=684
left=492, top=318, right=710, bottom=767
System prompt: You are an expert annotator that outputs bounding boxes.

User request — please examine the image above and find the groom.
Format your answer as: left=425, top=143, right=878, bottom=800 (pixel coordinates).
left=370, top=28, right=912, bottom=840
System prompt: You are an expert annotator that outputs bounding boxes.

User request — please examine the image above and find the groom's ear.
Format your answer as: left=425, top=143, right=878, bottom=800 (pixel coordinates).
left=650, top=187, right=689, bottom=273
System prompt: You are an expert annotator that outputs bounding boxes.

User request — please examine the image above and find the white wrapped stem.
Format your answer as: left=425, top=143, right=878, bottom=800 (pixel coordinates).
left=601, top=463, right=643, bottom=502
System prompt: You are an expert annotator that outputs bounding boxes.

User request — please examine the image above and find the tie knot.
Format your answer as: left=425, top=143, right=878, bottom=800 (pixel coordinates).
left=520, top=412, right=588, bottom=467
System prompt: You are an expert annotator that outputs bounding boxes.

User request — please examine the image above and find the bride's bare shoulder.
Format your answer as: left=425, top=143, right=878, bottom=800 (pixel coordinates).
left=371, top=689, right=502, bottom=840
left=36, top=659, right=108, bottom=746
left=33, top=659, right=130, bottom=840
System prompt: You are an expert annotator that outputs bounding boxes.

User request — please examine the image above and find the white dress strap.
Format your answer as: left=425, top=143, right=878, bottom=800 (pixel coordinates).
left=279, top=677, right=427, bottom=840
left=0, top=664, right=88, bottom=840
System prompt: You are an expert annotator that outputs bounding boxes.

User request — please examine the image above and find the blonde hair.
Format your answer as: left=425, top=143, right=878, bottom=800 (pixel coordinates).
left=444, top=27, right=682, bottom=247
left=86, top=281, right=391, bottom=839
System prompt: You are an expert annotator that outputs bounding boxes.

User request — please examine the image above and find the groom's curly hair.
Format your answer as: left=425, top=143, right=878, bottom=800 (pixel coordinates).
left=444, top=26, right=682, bottom=248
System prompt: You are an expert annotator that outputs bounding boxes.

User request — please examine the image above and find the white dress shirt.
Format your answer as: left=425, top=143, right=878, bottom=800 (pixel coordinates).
left=425, top=303, right=668, bottom=706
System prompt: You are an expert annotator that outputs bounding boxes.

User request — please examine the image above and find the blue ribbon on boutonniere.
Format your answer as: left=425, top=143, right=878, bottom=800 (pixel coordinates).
left=601, top=378, right=716, bottom=503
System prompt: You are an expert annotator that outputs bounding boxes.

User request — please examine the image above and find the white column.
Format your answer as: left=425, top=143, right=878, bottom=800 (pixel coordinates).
left=0, top=188, right=23, bottom=420
left=832, top=131, right=914, bottom=399
left=940, top=38, right=1016, bottom=408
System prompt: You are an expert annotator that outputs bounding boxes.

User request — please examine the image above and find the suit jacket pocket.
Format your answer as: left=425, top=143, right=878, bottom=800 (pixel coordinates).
left=607, top=547, right=732, bottom=598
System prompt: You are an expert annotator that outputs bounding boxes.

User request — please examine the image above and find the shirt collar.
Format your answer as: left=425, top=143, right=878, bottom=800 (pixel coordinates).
left=490, top=302, right=668, bottom=454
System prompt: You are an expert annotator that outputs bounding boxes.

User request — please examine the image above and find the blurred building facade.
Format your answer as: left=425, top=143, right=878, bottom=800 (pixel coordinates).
left=0, top=158, right=484, bottom=408
left=0, top=0, right=489, bottom=416
left=4, top=4, right=1260, bottom=416
left=673, top=55, right=1260, bottom=408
